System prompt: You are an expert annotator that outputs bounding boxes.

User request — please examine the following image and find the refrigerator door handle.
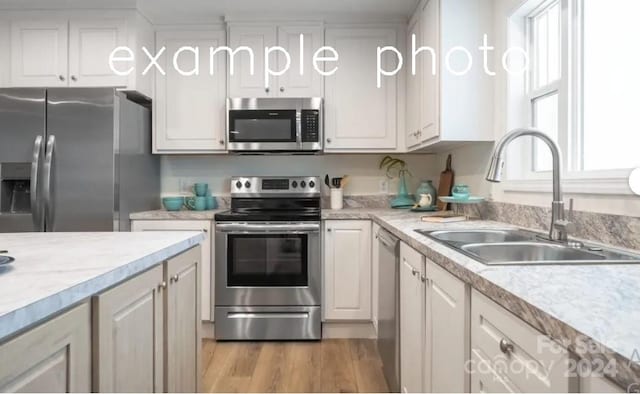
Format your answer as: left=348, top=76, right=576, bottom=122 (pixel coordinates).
left=30, top=135, right=44, bottom=230
left=43, top=135, right=56, bottom=231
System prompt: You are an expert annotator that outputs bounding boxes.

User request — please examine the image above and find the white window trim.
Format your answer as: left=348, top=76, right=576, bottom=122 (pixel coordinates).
left=502, top=0, right=636, bottom=196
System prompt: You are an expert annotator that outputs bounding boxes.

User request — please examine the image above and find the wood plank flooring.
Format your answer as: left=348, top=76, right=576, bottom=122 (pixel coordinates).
left=202, top=339, right=390, bottom=393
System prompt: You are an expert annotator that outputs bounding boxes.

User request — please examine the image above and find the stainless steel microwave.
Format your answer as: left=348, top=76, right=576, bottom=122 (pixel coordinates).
left=226, top=97, right=323, bottom=154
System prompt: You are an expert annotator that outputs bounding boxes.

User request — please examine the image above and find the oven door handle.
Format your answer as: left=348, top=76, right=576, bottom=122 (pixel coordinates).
left=216, top=223, right=320, bottom=233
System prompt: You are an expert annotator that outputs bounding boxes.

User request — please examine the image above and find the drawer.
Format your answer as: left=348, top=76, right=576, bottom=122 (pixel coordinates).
left=471, top=289, right=574, bottom=392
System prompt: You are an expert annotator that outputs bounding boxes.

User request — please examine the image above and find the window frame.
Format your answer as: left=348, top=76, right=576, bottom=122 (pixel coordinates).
left=503, top=0, right=635, bottom=196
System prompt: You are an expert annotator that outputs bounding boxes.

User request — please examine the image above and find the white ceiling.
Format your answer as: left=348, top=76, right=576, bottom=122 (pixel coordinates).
left=0, top=0, right=420, bottom=23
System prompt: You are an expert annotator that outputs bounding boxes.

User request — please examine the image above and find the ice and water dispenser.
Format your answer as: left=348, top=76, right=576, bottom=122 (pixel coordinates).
left=0, top=162, right=31, bottom=214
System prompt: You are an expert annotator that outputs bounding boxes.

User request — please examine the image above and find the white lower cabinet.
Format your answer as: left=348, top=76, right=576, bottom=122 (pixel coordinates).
left=399, top=242, right=469, bottom=393
left=93, top=264, right=165, bottom=392
left=131, top=219, right=213, bottom=321
left=400, top=242, right=426, bottom=393
left=0, top=303, right=91, bottom=392
left=94, top=246, right=201, bottom=393
left=323, top=220, right=372, bottom=320
left=471, top=289, right=574, bottom=393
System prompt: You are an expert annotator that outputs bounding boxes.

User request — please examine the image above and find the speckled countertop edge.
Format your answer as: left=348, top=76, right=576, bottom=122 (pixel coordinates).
left=323, top=208, right=640, bottom=388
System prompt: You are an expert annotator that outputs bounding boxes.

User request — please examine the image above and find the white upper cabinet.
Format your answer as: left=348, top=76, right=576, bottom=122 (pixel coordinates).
left=324, top=27, right=398, bottom=152
left=10, top=20, right=69, bottom=87
left=6, top=11, right=153, bottom=97
left=276, top=25, right=323, bottom=97
left=68, top=19, right=128, bottom=87
left=323, top=220, right=372, bottom=321
left=406, top=0, right=493, bottom=151
left=228, top=26, right=277, bottom=98
left=228, top=24, right=323, bottom=98
left=154, top=29, right=227, bottom=154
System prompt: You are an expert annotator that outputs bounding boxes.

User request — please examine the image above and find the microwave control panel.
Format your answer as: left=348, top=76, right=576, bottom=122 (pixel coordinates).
left=301, top=110, right=320, bottom=143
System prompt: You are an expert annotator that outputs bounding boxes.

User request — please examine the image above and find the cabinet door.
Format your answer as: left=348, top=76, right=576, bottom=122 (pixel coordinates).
left=323, top=220, right=372, bottom=320
left=68, top=19, right=127, bottom=87
left=324, top=28, right=398, bottom=151
left=131, top=219, right=213, bottom=321
left=420, top=0, right=440, bottom=142
left=228, top=26, right=277, bottom=98
left=276, top=25, right=323, bottom=97
left=0, top=303, right=91, bottom=392
left=10, top=20, right=68, bottom=87
left=166, top=246, right=201, bottom=393
left=399, top=242, right=425, bottom=393
left=93, top=265, right=164, bottom=393
left=154, top=30, right=227, bottom=153
left=427, top=259, right=469, bottom=393
left=406, top=17, right=422, bottom=148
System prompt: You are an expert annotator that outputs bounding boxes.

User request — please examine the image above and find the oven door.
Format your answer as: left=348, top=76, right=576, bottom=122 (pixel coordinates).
left=227, top=109, right=300, bottom=151
left=215, top=222, right=321, bottom=306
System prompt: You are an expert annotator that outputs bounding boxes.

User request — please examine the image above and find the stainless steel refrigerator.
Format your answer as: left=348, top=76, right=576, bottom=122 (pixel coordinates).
left=0, top=88, right=160, bottom=232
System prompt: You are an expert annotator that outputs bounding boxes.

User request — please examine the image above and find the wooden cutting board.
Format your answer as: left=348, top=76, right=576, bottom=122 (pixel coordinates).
left=436, top=154, right=454, bottom=211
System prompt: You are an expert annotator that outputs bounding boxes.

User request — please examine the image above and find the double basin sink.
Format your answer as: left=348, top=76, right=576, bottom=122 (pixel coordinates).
left=415, top=228, right=640, bottom=266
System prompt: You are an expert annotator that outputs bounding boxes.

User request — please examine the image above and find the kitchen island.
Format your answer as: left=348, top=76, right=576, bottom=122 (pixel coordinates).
left=0, top=231, right=205, bottom=392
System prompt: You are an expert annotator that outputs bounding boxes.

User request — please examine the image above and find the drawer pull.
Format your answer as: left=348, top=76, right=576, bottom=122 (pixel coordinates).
left=499, top=338, right=514, bottom=354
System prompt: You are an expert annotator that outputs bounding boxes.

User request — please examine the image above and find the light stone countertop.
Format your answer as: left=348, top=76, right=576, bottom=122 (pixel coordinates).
left=130, top=208, right=227, bottom=220
left=326, top=208, right=640, bottom=388
left=0, top=231, right=205, bottom=342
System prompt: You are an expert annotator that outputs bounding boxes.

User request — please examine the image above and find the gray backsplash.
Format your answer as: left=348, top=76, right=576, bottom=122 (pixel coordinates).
left=461, top=201, right=640, bottom=251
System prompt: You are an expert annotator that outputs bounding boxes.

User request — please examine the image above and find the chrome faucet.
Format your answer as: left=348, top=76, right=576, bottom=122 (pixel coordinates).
left=486, top=128, right=575, bottom=242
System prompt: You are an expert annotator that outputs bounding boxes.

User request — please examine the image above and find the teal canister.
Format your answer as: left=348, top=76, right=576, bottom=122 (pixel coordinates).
left=415, top=180, right=437, bottom=206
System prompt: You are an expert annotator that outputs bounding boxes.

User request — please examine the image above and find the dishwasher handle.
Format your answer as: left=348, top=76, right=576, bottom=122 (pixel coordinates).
left=378, top=228, right=399, bottom=251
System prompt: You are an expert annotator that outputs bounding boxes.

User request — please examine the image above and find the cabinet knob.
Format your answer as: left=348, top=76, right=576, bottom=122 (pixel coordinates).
left=219, top=139, right=225, bottom=145
left=326, top=138, right=332, bottom=144
left=327, top=228, right=332, bottom=232
left=411, top=268, right=418, bottom=276
left=70, top=75, right=77, bottom=82
left=499, top=338, right=514, bottom=354
left=170, top=274, right=180, bottom=283
left=202, top=228, right=208, bottom=233
left=280, top=87, right=285, bottom=92
left=420, top=275, right=427, bottom=283
left=265, top=87, right=270, bottom=93
left=157, top=281, right=167, bottom=291
left=58, top=75, right=65, bottom=81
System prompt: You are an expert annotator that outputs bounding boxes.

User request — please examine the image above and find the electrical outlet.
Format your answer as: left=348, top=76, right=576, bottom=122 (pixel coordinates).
left=379, top=179, right=389, bottom=194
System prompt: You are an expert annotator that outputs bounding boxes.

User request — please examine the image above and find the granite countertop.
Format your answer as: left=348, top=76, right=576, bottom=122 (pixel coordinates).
left=325, top=208, right=640, bottom=388
left=130, top=208, right=227, bottom=220
left=0, top=231, right=205, bottom=342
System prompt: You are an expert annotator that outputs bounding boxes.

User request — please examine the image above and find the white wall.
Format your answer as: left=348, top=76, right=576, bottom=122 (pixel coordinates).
left=434, top=0, right=640, bottom=218
left=161, top=153, right=440, bottom=197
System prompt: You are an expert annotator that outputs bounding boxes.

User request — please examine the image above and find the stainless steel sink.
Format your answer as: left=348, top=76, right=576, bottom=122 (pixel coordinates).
left=425, top=229, right=535, bottom=244
left=416, top=229, right=640, bottom=265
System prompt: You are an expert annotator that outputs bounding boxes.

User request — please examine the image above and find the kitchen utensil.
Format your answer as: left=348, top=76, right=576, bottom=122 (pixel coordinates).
left=340, top=175, right=350, bottom=189
left=415, top=180, right=437, bottom=205
left=332, top=177, right=342, bottom=188
left=162, top=197, right=185, bottom=211
left=436, top=154, right=454, bottom=211
left=325, top=175, right=332, bottom=189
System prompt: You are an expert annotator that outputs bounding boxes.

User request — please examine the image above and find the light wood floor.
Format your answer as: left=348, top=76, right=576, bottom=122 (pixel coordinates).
left=202, top=339, right=390, bottom=393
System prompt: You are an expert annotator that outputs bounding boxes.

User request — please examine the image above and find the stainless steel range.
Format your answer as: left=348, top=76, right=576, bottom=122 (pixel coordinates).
left=214, top=176, right=321, bottom=340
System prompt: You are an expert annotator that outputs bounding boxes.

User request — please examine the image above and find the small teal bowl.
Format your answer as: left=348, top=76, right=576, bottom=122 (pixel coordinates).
left=451, top=184, right=470, bottom=200
left=162, top=197, right=185, bottom=211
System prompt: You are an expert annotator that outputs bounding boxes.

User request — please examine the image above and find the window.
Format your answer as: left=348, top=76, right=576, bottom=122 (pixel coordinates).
left=512, top=0, right=640, bottom=188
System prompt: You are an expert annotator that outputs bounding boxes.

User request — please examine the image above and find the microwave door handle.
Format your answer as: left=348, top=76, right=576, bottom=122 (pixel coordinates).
left=296, top=109, right=302, bottom=149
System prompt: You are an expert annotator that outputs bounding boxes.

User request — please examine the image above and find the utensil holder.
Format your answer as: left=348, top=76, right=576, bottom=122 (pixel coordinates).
left=330, top=188, right=343, bottom=210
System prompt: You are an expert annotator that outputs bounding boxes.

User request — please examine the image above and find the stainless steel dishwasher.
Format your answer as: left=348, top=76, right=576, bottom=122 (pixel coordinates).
left=376, top=227, right=400, bottom=392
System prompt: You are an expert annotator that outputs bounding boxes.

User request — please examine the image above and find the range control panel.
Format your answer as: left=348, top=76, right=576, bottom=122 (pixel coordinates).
left=230, top=176, right=320, bottom=196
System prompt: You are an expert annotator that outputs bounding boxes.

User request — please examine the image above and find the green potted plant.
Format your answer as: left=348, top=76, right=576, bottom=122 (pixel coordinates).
left=379, top=156, right=415, bottom=208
